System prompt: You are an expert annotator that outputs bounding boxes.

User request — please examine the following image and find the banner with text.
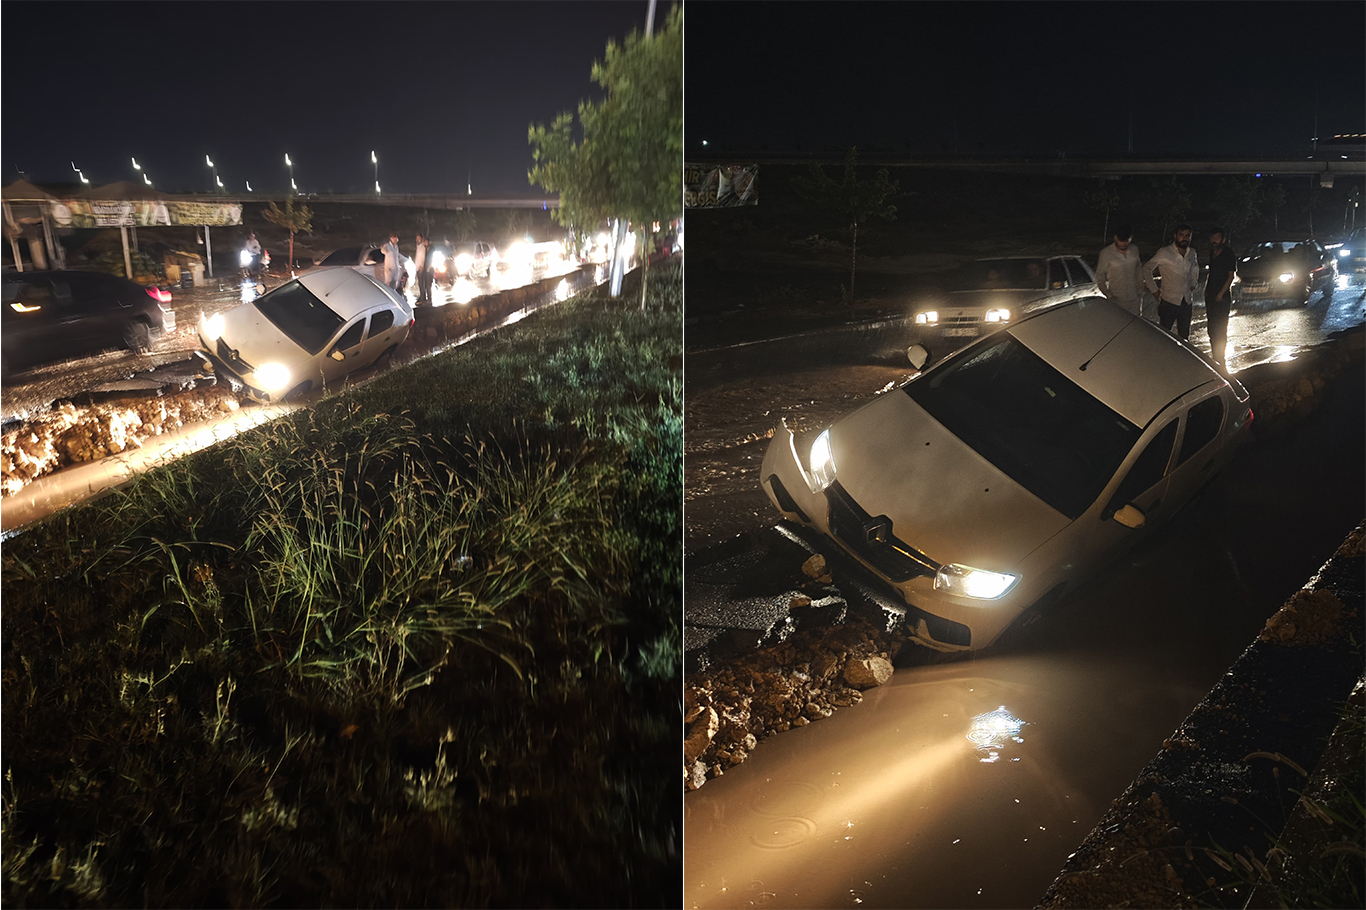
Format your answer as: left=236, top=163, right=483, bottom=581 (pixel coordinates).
left=685, top=163, right=758, bottom=208
left=50, top=200, right=243, bottom=228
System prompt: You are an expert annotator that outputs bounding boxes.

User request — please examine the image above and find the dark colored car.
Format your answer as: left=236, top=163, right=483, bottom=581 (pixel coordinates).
left=2, top=269, right=175, bottom=375
left=1330, top=227, right=1366, bottom=274
left=1232, top=239, right=1337, bottom=306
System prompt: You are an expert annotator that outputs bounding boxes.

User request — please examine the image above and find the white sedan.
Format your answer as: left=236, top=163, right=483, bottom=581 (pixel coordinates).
left=314, top=245, right=416, bottom=290
left=196, top=267, right=412, bottom=402
left=761, top=297, right=1254, bottom=652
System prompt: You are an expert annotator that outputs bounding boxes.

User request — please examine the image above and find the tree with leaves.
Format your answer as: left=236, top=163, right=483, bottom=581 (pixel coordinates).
left=792, top=146, right=899, bottom=305
left=1215, top=175, right=1264, bottom=239
left=1147, top=176, right=1191, bottom=245
left=261, top=194, right=313, bottom=276
left=529, top=4, right=682, bottom=308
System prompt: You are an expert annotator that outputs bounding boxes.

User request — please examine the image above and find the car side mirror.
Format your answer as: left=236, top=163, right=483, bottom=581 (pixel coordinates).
left=1113, top=504, right=1146, bottom=529
left=907, top=344, right=931, bottom=370
left=330, top=350, right=345, bottom=362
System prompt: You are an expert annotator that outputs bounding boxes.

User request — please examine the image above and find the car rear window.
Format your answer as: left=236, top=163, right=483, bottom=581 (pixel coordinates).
left=319, top=247, right=362, bottom=266
left=903, top=332, right=1141, bottom=519
left=251, top=279, right=345, bottom=355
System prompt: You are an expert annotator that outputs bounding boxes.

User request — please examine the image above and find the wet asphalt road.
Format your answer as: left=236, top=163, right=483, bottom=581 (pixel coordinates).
left=682, top=279, right=1365, bottom=908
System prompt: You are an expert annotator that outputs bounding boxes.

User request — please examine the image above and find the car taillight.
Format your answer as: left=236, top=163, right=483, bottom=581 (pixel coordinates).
left=147, top=287, right=173, bottom=303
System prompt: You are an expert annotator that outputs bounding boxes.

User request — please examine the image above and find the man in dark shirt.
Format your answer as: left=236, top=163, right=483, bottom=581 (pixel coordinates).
left=1205, top=227, right=1237, bottom=370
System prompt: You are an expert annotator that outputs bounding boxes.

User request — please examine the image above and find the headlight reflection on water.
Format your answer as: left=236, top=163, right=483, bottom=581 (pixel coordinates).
left=967, top=706, right=1026, bottom=763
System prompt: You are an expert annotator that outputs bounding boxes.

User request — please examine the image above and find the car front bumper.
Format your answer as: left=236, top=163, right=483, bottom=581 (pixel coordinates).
left=758, top=421, right=1026, bottom=651
left=194, top=340, right=273, bottom=403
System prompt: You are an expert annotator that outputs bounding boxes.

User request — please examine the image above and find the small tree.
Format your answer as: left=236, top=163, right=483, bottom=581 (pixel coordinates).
left=530, top=4, right=682, bottom=308
left=261, top=194, right=314, bottom=275
left=1084, top=182, right=1121, bottom=241
left=1264, top=183, right=1287, bottom=233
left=1147, top=176, right=1191, bottom=244
left=792, top=146, right=898, bottom=305
left=1216, top=175, right=1264, bottom=239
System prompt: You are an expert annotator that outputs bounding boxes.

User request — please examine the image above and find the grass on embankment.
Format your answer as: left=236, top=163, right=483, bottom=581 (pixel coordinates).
left=1, top=261, right=682, bottom=908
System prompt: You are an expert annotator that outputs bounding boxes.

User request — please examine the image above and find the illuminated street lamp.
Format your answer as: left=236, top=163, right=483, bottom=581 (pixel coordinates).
left=246, top=180, right=253, bottom=192
left=206, top=154, right=219, bottom=193
left=375, top=180, right=382, bottom=195
left=143, top=173, right=153, bottom=187
left=284, top=152, right=294, bottom=192
left=71, top=161, right=90, bottom=184
left=371, top=150, right=380, bottom=194
left=131, top=156, right=141, bottom=171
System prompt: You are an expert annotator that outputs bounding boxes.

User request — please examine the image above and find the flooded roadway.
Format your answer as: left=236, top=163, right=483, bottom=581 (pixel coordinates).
left=683, top=280, right=1366, bottom=908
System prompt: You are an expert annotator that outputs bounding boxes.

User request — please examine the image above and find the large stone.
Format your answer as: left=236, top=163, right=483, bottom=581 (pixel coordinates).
left=844, top=656, right=894, bottom=689
left=684, top=706, right=719, bottom=764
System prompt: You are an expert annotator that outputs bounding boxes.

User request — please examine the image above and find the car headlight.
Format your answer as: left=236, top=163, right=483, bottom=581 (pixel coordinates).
left=984, top=308, right=1011, bottom=323
left=915, top=310, right=939, bottom=325
left=807, top=428, right=837, bottom=493
left=431, top=250, right=446, bottom=270
left=934, top=563, right=1018, bottom=599
left=455, top=252, right=473, bottom=275
left=1278, top=272, right=1295, bottom=283
left=1339, top=248, right=1352, bottom=258
left=253, top=362, right=292, bottom=393
left=200, top=312, right=225, bottom=342
left=239, top=250, right=252, bottom=266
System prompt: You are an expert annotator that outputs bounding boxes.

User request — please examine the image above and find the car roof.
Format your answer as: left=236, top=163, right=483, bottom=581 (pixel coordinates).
left=1008, top=297, right=1220, bottom=427
left=297, top=267, right=406, bottom=319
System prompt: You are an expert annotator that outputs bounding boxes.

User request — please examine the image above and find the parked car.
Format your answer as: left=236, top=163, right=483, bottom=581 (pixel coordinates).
left=2, top=269, right=175, bottom=375
left=908, top=255, right=1098, bottom=348
left=1232, top=239, right=1337, bottom=306
left=430, top=240, right=498, bottom=286
left=760, top=296, right=1253, bottom=653
left=195, top=267, right=412, bottom=402
left=1329, top=227, right=1366, bottom=275
left=314, top=245, right=415, bottom=291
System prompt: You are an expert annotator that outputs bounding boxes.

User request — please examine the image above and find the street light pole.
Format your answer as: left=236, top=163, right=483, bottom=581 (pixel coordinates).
left=285, top=152, right=295, bottom=194
left=372, top=150, right=379, bottom=195
left=206, top=155, right=218, bottom=194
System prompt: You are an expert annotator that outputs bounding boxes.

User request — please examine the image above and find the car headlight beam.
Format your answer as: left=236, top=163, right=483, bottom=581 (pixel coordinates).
left=934, top=563, right=1018, bottom=599
left=253, top=362, right=292, bottom=393
left=807, top=429, right=837, bottom=493
left=200, top=312, right=225, bottom=342
left=1278, top=271, right=1295, bottom=284
left=915, top=310, right=939, bottom=326
left=984, top=308, right=1011, bottom=323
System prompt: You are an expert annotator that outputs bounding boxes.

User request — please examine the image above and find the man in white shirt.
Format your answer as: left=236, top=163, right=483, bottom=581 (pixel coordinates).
left=1095, top=223, right=1144, bottom=316
left=413, top=232, right=431, bottom=304
left=1143, top=223, right=1200, bottom=339
left=383, top=231, right=405, bottom=294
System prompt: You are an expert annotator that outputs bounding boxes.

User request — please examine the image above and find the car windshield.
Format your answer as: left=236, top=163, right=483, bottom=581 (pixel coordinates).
left=949, top=259, right=1048, bottom=291
left=1249, top=242, right=1308, bottom=257
left=452, top=242, right=480, bottom=255
left=251, top=279, right=345, bottom=355
left=318, top=247, right=362, bottom=266
left=903, top=332, right=1142, bottom=519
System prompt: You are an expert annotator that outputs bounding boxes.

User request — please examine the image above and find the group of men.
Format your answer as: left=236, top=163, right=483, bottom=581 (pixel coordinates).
left=1094, top=223, right=1237, bottom=369
left=380, top=231, right=437, bottom=305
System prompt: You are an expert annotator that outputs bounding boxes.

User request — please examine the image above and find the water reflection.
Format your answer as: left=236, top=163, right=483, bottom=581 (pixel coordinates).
left=967, top=706, right=1026, bottom=763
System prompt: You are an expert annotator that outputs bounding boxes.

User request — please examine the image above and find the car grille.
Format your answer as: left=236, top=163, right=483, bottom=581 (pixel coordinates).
left=216, top=338, right=255, bottom=375
left=942, top=313, right=980, bottom=329
left=824, top=481, right=938, bottom=582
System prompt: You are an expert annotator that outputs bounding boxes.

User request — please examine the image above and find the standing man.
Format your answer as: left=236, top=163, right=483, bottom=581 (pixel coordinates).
left=1143, top=223, right=1200, bottom=340
left=413, top=232, right=431, bottom=304
left=383, top=231, right=405, bottom=295
left=1205, top=227, right=1237, bottom=370
left=1095, top=223, right=1144, bottom=316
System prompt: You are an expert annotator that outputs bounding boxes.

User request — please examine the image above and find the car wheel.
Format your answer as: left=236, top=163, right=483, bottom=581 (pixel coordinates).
left=123, top=320, right=151, bottom=354
left=283, top=380, right=313, bottom=401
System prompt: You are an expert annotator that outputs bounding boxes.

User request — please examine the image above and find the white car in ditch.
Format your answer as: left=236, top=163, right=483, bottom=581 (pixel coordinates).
left=196, top=267, right=412, bottom=402
left=761, top=297, right=1253, bottom=652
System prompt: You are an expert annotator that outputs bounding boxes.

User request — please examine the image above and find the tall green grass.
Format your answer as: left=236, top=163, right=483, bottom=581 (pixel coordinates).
left=1, top=261, right=682, bottom=907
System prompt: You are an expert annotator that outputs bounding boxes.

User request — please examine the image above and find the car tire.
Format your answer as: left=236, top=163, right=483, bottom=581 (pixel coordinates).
left=283, top=380, right=313, bottom=402
left=123, top=320, right=151, bottom=354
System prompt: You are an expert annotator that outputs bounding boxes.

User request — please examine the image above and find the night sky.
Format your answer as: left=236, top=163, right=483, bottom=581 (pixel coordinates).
left=2, top=1, right=666, bottom=196
left=686, top=1, right=1366, bottom=158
